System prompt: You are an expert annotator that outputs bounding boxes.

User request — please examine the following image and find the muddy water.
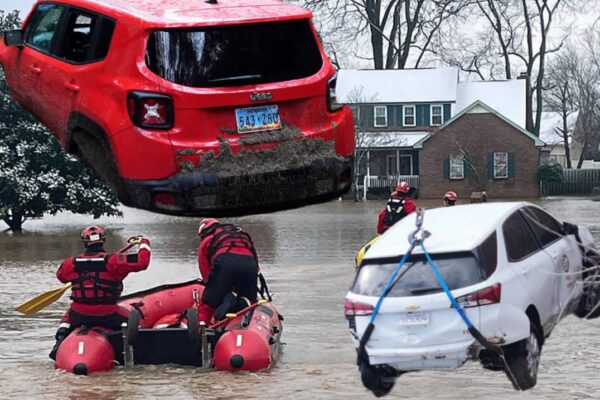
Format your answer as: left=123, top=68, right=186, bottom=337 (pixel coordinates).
left=0, top=199, right=599, bottom=399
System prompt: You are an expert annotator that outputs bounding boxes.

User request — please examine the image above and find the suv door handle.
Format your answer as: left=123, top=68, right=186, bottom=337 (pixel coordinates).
left=30, top=65, right=42, bottom=75
left=65, top=82, right=80, bottom=93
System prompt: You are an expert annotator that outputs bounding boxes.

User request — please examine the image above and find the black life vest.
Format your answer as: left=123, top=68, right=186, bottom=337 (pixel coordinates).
left=383, top=198, right=408, bottom=229
left=70, top=253, right=123, bottom=305
left=207, top=224, right=258, bottom=265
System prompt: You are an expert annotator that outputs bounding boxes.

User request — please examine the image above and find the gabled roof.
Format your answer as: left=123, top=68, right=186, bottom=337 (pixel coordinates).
left=358, top=131, right=431, bottom=149
left=436, top=100, right=545, bottom=147
left=365, top=202, right=526, bottom=259
left=337, top=67, right=459, bottom=104
left=456, top=80, right=526, bottom=128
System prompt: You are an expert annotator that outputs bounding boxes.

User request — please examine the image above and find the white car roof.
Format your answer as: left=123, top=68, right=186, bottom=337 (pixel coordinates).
left=364, top=202, right=529, bottom=260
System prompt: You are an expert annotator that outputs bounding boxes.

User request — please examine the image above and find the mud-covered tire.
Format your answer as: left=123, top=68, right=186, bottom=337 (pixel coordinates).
left=186, top=308, right=200, bottom=345
left=126, top=310, right=141, bottom=347
left=503, top=323, right=542, bottom=391
left=360, top=363, right=396, bottom=397
left=72, top=130, right=130, bottom=204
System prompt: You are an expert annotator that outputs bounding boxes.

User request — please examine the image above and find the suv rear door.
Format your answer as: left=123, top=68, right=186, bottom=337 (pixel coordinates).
left=351, top=253, right=487, bottom=349
left=39, top=7, right=116, bottom=140
left=144, top=19, right=327, bottom=149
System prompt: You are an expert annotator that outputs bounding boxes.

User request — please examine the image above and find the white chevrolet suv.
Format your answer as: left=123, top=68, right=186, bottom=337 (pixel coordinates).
left=345, top=202, right=599, bottom=397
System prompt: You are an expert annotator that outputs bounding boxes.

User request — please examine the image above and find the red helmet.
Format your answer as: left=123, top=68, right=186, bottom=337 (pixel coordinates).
left=395, top=181, right=410, bottom=194
left=444, top=191, right=458, bottom=202
left=198, top=218, right=220, bottom=238
left=81, top=226, right=105, bottom=246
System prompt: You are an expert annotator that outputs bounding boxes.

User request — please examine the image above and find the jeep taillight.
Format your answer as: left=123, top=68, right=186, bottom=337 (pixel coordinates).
left=127, top=92, right=173, bottom=130
left=455, top=283, right=501, bottom=308
left=344, top=299, right=373, bottom=316
left=326, top=73, right=342, bottom=112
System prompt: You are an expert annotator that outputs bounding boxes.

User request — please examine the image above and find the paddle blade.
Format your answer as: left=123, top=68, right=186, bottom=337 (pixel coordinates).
left=16, top=283, right=72, bottom=315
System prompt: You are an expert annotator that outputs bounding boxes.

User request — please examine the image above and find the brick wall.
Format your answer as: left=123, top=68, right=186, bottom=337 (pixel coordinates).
left=419, top=112, right=540, bottom=199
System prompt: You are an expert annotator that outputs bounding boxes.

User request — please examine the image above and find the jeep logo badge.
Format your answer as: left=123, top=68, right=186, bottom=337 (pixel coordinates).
left=250, top=92, right=272, bottom=102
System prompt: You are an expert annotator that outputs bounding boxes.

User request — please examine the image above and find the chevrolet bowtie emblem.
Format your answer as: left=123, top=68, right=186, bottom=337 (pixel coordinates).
left=406, top=304, right=420, bottom=311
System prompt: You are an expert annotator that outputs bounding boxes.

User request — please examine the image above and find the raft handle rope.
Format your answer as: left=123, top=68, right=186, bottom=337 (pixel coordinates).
left=357, top=208, right=522, bottom=390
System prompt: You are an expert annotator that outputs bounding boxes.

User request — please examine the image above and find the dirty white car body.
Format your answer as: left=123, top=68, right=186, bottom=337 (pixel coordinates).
left=345, top=202, right=597, bottom=395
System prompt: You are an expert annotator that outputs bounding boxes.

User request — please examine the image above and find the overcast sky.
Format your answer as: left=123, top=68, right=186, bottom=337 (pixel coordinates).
left=3, top=0, right=35, bottom=17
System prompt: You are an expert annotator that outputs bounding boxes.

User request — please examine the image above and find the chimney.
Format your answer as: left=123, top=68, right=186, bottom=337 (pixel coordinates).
left=517, top=72, right=528, bottom=80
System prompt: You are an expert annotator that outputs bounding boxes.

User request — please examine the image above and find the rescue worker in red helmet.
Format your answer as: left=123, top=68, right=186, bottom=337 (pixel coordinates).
left=196, top=218, right=259, bottom=325
left=444, top=190, right=458, bottom=206
left=377, top=181, right=416, bottom=234
left=49, top=226, right=151, bottom=360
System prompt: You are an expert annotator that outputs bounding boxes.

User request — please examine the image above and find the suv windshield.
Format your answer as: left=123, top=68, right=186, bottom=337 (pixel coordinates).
left=146, top=19, right=323, bottom=87
left=351, top=253, right=484, bottom=297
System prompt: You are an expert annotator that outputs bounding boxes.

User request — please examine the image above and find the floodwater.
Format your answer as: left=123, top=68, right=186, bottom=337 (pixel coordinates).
left=0, top=198, right=599, bottom=399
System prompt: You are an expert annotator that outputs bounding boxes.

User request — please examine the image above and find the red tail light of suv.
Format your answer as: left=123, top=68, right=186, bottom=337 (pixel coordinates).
left=0, top=0, right=355, bottom=215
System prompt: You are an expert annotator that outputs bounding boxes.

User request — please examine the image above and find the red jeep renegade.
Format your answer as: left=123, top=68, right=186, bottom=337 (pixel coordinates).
left=0, top=0, right=354, bottom=215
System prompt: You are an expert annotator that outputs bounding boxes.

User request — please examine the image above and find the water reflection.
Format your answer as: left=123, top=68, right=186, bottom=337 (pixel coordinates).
left=0, top=198, right=598, bottom=399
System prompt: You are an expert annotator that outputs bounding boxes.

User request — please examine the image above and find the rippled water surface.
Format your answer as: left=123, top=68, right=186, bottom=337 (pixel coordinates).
left=1, top=198, right=599, bottom=399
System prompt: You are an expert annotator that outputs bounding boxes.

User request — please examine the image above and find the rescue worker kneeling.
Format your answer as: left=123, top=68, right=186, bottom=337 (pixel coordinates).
left=196, top=219, right=259, bottom=326
left=49, top=226, right=151, bottom=360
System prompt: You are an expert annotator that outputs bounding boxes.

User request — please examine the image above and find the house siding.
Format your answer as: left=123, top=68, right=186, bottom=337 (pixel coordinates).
left=419, top=113, right=540, bottom=199
left=354, top=103, right=452, bottom=129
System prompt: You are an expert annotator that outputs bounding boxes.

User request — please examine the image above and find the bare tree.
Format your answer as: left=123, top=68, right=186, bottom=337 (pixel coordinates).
left=437, top=0, right=572, bottom=136
left=301, top=0, right=472, bottom=69
left=547, top=35, right=600, bottom=167
left=344, top=86, right=398, bottom=200
left=545, top=49, right=577, bottom=168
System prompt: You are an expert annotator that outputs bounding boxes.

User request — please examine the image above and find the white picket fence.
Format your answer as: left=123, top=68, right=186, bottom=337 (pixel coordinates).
left=362, top=175, right=420, bottom=200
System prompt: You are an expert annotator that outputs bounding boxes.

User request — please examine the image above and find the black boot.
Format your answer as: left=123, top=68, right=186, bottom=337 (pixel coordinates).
left=49, top=327, right=70, bottom=361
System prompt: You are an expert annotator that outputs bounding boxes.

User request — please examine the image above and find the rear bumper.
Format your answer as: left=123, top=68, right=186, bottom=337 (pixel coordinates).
left=123, top=156, right=352, bottom=216
left=366, top=339, right=477, bottom=370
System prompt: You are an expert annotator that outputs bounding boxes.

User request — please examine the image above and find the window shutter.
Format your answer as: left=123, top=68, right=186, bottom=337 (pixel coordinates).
left=508, top=152, right=516, bottom=177
left=487, top=153, right=494, bottom=179
left=443, top=157, right=450, bottom=179
left=443, top=104, right=451, bottom=122
left=463, top=159, right=470, bottom=178
left=397, top=106, right=403, bottom=128
left=361, top=106, right=372, bottom=128
left=387, top=105, right=394, bottom=126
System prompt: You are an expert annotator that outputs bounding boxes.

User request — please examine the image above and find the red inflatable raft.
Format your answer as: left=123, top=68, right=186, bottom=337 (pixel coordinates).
left=54, top=280, right=283, bottom=375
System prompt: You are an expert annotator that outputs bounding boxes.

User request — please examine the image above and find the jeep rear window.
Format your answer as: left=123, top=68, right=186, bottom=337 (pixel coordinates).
left=351, top=254, right=484, bottom=297
left=145, top=19, right=323, bottom=87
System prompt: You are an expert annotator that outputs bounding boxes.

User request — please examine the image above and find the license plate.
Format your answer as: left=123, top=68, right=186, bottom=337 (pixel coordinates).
left=398, top=312, right=430, bottom=326
left=235, top=105, right=281, bottom=133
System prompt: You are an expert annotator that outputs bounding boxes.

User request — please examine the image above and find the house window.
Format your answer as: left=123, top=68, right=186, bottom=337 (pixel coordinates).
left=494, top=152, right=509, bottom=179
left=431, top=105, right=443, bottom=126
left=351, top=107, right=360, bottom=123
left=403, top=105, right=415, bottom=127
left=374, top=106, right=387, bottom=127
left=450, top=154, right=464, bottom=179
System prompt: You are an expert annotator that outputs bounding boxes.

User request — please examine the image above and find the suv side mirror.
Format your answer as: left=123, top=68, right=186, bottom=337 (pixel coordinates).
left=563, top=222, right=579, bottom=236
left=4, top=30, right=24, bottom=47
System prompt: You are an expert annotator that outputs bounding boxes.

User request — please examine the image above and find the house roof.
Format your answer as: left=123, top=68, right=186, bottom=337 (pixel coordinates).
left=537, top=111, right=579, bottom=145
left=455, top=80, right=526, bottom=128
left=364, top=202, right=526, bottom=258
left=435, top=101, right=545, bottom=147
left=337, top=67, right=459, bottom=104
left=358, top=131, right=431, bottom=149
left=338, top=68, right=527, bottom=128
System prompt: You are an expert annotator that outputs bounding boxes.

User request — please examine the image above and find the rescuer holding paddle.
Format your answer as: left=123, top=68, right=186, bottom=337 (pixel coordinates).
left=49, top=226, right=151, bottom=360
